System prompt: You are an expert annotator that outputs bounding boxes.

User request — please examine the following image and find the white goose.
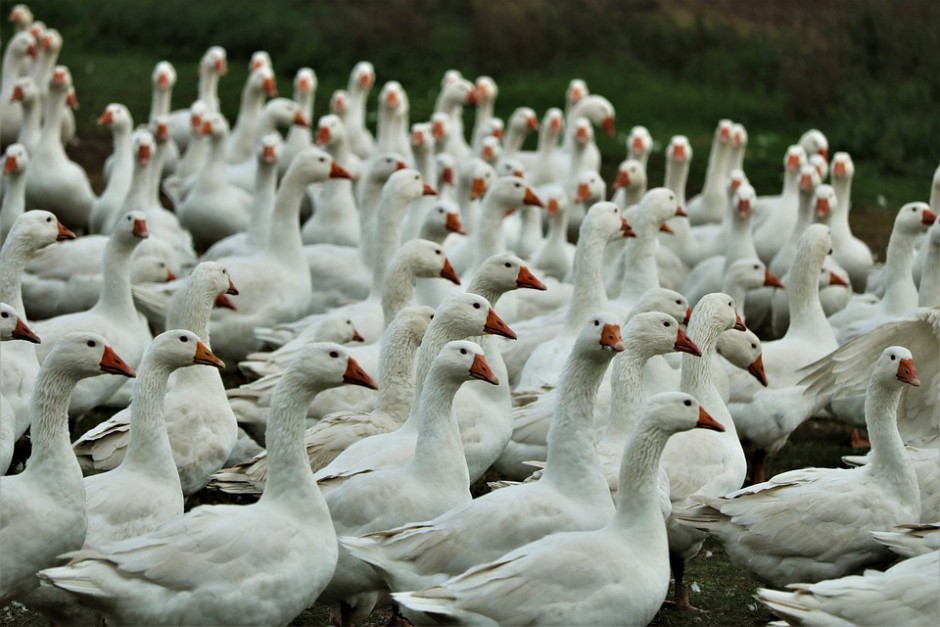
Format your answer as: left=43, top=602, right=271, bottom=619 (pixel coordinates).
left=0, top=302, right=40, bottom=474
left=1, top=211, right=76, bottom=440
left=211, top=305, right=434, bottom=495
left=341, top=314, right=623, bottom=596
left=321, top=340, right=499, bottom=622
left=0, top=333, right=135, bottom=604
left=677, top=346, right=922, bottom=587
left=392, top=393, right=723, bottom=627
left=0, top=143, right=29, bottom=246
left=81, top=331, right=224, bottom=549
left=37, top=344, right=377, bottom=627
left=74, top=262, right=240, bottom=496
left=24, top=66, right=96, bottom=230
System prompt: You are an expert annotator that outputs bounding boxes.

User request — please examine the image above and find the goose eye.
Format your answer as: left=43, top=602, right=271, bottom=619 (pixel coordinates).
left=684, top=399, right=692, bottom=406
left=473, top=303, right=481, bottom=309
left=180, top=336, right=188, bottom=342
left=329, top=351, right=339, bottom=358
left=664, top=321, right=671, bottom=327
left=460, top=348, right=467, bottom=355
left=87, top=340, right=96, bottom=347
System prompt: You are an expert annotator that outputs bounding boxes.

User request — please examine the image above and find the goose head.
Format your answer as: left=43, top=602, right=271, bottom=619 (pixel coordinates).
left=875, top=346, right=920, bottom=388
left=48, top=332, right=137, bottom=379
left=0, top=302, right=39, bottom=343
left=364, top=152, right=407, bottom=186
left=329, top=89, right=348, bottom=117
left=200, top=46, right=228, bottom=77
left=483, top=176, right=542, bottom=217
left=6, top=210, right=75, bottom=247
left=613, top=159, right=646, bottom=194
left=717, top=328, right=767, bottom=386
left=575, top=169, right=607, bottom=205
left=640, top=392, right=724, bottom=435
left=131, top=129, right=155, bottom=168
left=98, top=102, right=134, bottom=133
left=625, top=311, right=701, bottom=357
left=690, top=293, right=746, bottom=336
left=379, top=81, right=409, bottom=116
left=293, top=67, right=317, bottom=100
left=475, top=253, right=546, bottom=293
left=9, top=77, right=38, bottom=108
left=798, top=128, right=829, bottom=162
left=349, top=61, right=375, bottom=94
left=581, top=201, right=634, bottom=241
left=152, top=61, right=177, bottom=92
left=479, top=136, right=502, bottom=165
left=435, top=340, right=499, bottom=386
left=576, top=312, right=625, bottom=356
left=316, top=114, right=347, bottom=148
left=383, top=169, right=435, bottom=205
left=393, top=239, right=460, bottom=285
left=831, top=152, right=854, bottom=182
left=289, top=343, right=377, bottom=391
left=148, top=329, right=225, bottom=371
left=435, top=292, right=516, bottom=340
left=667, top=135, right=692, bottom=164
left=3, top=143, right=29, bottom=176
left=627, top=288, right=691, bottom=326
left=420, top=200, right=464, bottom=240
left=458, top=158, right=495, bottom=201
left=286, top=147, right=351, bottom=184
left=894, top=201, right=936, bottom=235
left=627, top=125, right=653, bottom=161
left=262, top=97, right=308, bottom=130
left=256, top=132, right=282, bottom=166
left=249, top=50, right=272, bottom=73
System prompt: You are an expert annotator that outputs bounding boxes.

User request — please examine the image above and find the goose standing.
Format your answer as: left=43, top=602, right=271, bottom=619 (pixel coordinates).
left=24, top=66, right=96, bottom=230
left=392, top=394, right=723, bottom=627
left=677, top=346, right=922, bottom=587
left=74, top=263, right=240, bottom=495
left=38, top=345, right=376, bottom=627
left=0, top=333, right=135, bottom=604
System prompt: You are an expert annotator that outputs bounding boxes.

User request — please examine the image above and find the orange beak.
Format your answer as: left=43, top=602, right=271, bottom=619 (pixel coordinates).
left=896, top=357, right=921, bottom=386
left=483, top=308, right=516, bottom=340
left=56, top=222, right=76, bottom=241
left=99, top=345, right=136, bottom=378
left=673, top=327, right=701, bottom=356
left=444, top=212, right=464, bottom=234
left=763, top=269, right=784, bottom=289
left=329, top=162, right=352, bottom=179
left=601, top=116, right=616, bottom=137
left=516, top=266, right=546, bottom=291
left=696, top=405, right=725, bottom=432
left=469, top=352, right=499, bottom=385
left=316, top=126, right=331, bottom=146
left=747, top=354, right=768, bottom=387
left=439, top=258, right=461, bottom=285
left=523, top=188, right=543, bottom=207
left=11, top=317, right=40, bottom=344
left=344, top=356, right=378, bottom=389
left=133, top=218, right=149, bottom=238
left=600, top=323, right=625, bottom=351
left=193, top=341, right=225, bottom=369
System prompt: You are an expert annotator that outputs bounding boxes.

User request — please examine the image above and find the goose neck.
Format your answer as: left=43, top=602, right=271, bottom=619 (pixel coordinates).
left=565, top=229, right=610, bottom=329
left=121, top=358, right=179, bottom=479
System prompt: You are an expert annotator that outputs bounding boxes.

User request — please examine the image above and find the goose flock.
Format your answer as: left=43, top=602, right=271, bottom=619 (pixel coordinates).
left=1, top=5, right=938, bottom=626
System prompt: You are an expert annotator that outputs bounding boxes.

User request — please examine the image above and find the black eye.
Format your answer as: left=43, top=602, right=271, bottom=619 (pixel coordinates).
left=473, top=303, right=481, bottom=309
left=180, top=335, right=188, bottom=342
left=684, top=400, right=692, bottom=406
left=46, top=217, right=52, bottom=223
left=330, top=351, right=339, bottom=358
left=890, top=354, right=896, bottom=360
left=664, top=321, right=671, bottom=327
left=504, top=262, right=511, bottom=268
left=87, top=340, right=96, bottom=347
left=460, top=348, right=467, bottom=355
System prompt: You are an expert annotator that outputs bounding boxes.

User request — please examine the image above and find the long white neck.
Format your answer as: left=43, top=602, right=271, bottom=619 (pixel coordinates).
left=407, top=367, right=470, bottom=484
left=245, top=161, right=278, bottom=249
left=611, top=421, right=672, bottom=532
left=121, top=357, right=182, bottom=484
left=260, top=371, right=332, bottom=525
left=564, top=230, right=611, bottom=329
left=603, top=341, right=657, bottom=444
left=542, top=349, right=613, bottom=497
left=881, top=227, right=921, bottom=314
left=21, top=362, right=84, bottom=479
left=93, top=234, right=139, bottom=317
left=864, top=377, right=920, bottom=504
left=0, top=226, right=35, bottom=316
left=0, top=171, right=27, bottom=247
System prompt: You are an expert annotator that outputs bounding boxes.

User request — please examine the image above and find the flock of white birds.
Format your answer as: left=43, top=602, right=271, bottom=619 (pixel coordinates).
left=1, top=3, right=938, bottom=626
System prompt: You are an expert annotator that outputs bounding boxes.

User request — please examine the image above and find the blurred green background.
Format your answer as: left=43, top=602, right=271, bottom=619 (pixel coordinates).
left=7, top=0, right=939, bottom=254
